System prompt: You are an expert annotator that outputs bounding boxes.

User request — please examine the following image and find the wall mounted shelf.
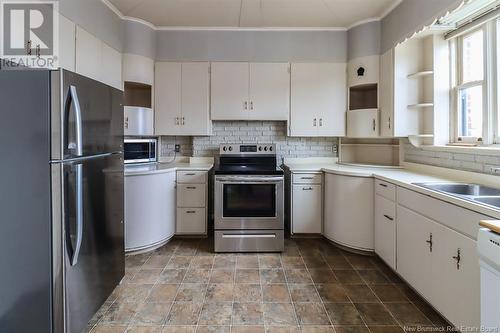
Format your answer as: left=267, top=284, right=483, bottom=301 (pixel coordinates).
left=408, top=134, right=434, bottom=147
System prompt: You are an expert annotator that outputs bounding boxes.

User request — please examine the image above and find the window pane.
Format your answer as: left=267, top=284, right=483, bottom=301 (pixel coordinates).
left=462, top=30, right=484, bottom=83
left=459, top=85, right=483, bottom=138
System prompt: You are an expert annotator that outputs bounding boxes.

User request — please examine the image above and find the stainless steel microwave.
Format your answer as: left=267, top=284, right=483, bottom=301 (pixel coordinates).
left=124, top=138, right=157, bottom=164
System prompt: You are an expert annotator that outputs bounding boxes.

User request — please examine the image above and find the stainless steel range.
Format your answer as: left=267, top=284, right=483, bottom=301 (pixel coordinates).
left=214, top=144, right=284, bottom=252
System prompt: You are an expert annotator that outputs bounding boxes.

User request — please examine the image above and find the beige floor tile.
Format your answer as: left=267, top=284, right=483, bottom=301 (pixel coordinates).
left=232, top=302, right=264, bottom=325
left=198, top=302, right=232, bottom=325
left=165, top=302, right=202, bottom=325
left=234, top=284, right=262, bottom=302
left=205, top=283, right=234, bottom=302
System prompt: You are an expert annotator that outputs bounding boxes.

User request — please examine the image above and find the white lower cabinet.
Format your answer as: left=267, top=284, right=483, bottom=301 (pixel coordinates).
left=292, top=184, right=322, bottom=234
left=397, top=199, right=481, bottom=329
left=374, top=194, right=396, bottom=269
left=324, top=173, right=374, bottom=250
left=176, top=170, right=208, bottom=235
left=124, top=171, right=175, bottom=252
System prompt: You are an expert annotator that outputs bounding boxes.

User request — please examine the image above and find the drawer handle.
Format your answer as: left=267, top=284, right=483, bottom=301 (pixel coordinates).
left=222, top=234, right=276, bottom=239
left=383, top=214, right=394, bottom=221
left=426, top=233, right=433, bottom=252
left=301, top=177, right=314, bottom=180
left=379, top=183, right=388, bottom=188
left=302, top=187, right=313, bottom=191
left=184, top=173, right=196, bottom=176
left=186, top=210, right=196, bottom=214
left=186, top=186, right=197, bottom=189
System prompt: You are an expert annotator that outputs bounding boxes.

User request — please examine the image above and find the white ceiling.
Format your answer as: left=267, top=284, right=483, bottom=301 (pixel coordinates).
left=106, top=0, right=401, bottom=29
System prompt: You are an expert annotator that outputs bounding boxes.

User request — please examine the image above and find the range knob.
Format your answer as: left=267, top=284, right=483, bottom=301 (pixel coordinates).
left=264, top=146, right=268, bottom=151
left=228, top=146, right=233, bottom=151
left=269, top=146, right=273, bottom=152
left=259, top=146, right=263, bottom=151
left=223, top=146, right=227, bottom=152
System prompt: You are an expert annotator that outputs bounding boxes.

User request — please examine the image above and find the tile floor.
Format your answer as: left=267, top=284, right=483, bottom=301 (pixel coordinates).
left=86, top=237, right=451, bottom=333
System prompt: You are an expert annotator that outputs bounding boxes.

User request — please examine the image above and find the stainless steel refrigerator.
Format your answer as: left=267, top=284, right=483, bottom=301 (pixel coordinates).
left=0, top=69, right=124, bottom=333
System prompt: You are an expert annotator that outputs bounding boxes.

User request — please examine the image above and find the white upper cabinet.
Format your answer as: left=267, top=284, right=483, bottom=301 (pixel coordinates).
left=75, top=26, right=123, bottom=90
left=102, top=43, right=123, bottom=90
left=75, top=26, right=102, bottom=81
left=248, top=63, right=290, bottom=120
left=181, top=62, right=211, bottom=135
left=379, top=49, right=394, bottom=137
left=211, top=62, right=290, bottom=121
left=211, top=62, right=249, bottom=120
left=347, top=55, right=379, bottom=87
left=155, top=62, right=211, bottom=136
left=58, top=15, right=75, bottom=72
left=290, top=63, right=346, bottom=137
left=123, top=53, right=155, bottom=86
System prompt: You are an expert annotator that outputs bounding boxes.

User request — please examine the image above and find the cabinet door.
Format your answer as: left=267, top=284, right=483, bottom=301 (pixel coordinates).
left=324, top=174, right=374, bottom=251
left=249, top=63, right=290, bottom=120
left=290, top=63, right=319, bottom=136
left=346, top=109, right=378, bottom=138
left=101, top=43, right=122, bottom=90
left=155, top=62, right=181, bottom=135
left=177, top=184, right=206, bottom=208
left=59, top=15, right=75, bottom=72
left=211, top=62, right=249, bottom=120
left=292, top=184, right=322, bottom=234
left=180, top=62, right=211, bottom=135
left=75, top=26, right=102, bottom=82
left=375, top=195, right=396, bottom=269
left=432, top=224, right=480, bottom=328
left=379, top=49, right=394, bottom=137
left=396, top=205, right=433, bottom=297
left=122, top=54, right=155, bottom=85
left=316, top=63, right=347, bottom=136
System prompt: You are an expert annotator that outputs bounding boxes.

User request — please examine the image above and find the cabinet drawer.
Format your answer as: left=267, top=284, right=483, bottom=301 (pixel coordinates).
left=374, top=194, right=396, bottom=269
left=177, top=184, right=206, bottom=207
left=177, top=170, right=207, bottom=184
left=176, top=208, right=206, bottom=234
left=375, top=178, right=396, bottom=201
left=397, top=187, right=492, bottom=239
left=293, top=173, right=322, bottom=184
left=292, top=184, right=322, bottom=234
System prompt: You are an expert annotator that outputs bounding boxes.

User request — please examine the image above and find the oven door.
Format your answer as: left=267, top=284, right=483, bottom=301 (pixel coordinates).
left=215, top=175, right=284, bottom=230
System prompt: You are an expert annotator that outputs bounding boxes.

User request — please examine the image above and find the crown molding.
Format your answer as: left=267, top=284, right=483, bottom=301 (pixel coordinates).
left=102, top=0, right=402, bottom=32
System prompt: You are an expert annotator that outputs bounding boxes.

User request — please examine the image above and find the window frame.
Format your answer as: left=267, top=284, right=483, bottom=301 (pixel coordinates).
left=452, top=25, right=489, bottom=144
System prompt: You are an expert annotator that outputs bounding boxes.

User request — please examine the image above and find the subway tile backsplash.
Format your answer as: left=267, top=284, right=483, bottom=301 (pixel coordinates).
left=160, top=121, right=338, bottom=161
left=403, top=139, right=500, bottom=175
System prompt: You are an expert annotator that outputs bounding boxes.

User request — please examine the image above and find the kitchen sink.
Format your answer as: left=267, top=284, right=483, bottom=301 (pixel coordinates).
left=473, top=196, right=500, bottom=209
left=413, top=182, right=500, bottom=210
left=413, top=183, right=500, bottom=197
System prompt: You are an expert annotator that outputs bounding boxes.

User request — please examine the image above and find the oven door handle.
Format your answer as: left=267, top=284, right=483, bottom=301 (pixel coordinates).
left=216, top=176, right=284, bottom=183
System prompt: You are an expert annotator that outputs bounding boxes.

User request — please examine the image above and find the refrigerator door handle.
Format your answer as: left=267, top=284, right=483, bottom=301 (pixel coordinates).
left=71, top=163, right=84, bottom=266
left=65, top=85, right=83, bottom=157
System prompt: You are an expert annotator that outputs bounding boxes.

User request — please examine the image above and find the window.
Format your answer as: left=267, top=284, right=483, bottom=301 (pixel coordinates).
left=455, top=28, right=486, bottom=143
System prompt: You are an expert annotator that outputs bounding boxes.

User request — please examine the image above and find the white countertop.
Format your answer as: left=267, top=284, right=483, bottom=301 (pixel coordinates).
left=283, top=158, right=500, bottom=220
left=125, top=157, right=213, bottom=176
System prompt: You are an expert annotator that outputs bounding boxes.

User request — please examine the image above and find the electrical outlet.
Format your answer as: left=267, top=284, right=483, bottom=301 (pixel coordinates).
left=175, top=144, right=181, bottom=153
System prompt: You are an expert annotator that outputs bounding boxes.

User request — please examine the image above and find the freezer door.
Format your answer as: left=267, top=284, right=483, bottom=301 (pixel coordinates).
left=53, top=70, right=123, bottom=160
left=62, top=153, right=124, bottom=333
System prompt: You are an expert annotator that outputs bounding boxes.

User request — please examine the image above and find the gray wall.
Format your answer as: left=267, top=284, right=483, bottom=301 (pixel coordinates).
left=59, top=0, right=124, bottom=51
left=347, top=21, right=381, bottom=60
left=123, top=20, right=156, bottom=59
left=155, top=30, right=347, bottom=62
left=381, top=0, right=461, bottom=52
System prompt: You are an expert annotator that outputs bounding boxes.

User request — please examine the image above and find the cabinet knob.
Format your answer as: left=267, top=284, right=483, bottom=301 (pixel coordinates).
left=383, top=214, right=394, bottom=221
left=175, top=117, right=180, bottom=125
left=124, top=117, right=129, bottom=129
left=302, top=187, right=313, bottom=191
left=372, top=119, right=376, bottom=132
left=181, top=117, right=185, bottom=125
left=244, top=101, right=248, bottom=110
left=313, top=118, right=317, bottom=127
left=250, top=101, right=254, bottom=110
left=319, top=118, right=323, bottom=127
left=26, top=40, right=32, bottom=55
left=388, top=116, right=391, bottom=130
left=186, top=186, right=197, bottom=189
left=36, top=44, right=41, bottom=58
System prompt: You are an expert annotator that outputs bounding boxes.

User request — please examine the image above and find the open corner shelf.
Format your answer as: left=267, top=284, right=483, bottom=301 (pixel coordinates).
left=407, top=71, right=434, bottom=79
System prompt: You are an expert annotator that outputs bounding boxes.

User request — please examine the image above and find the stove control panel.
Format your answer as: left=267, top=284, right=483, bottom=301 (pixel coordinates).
left=220, top=144, right=276, bottom=155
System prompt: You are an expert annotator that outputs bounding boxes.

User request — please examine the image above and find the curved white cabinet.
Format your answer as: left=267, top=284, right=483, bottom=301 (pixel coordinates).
left=324, top=172, right=374, bottom=251
left=123, top=53, right=155, bottom=85
left=125, top=170, right=175, bottom=253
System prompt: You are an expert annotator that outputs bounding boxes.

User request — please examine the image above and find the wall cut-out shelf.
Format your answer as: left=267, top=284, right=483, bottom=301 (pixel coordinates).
left=407, top=71, right=434, bottom=79
left=408, top=134, right=434, bottom=147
